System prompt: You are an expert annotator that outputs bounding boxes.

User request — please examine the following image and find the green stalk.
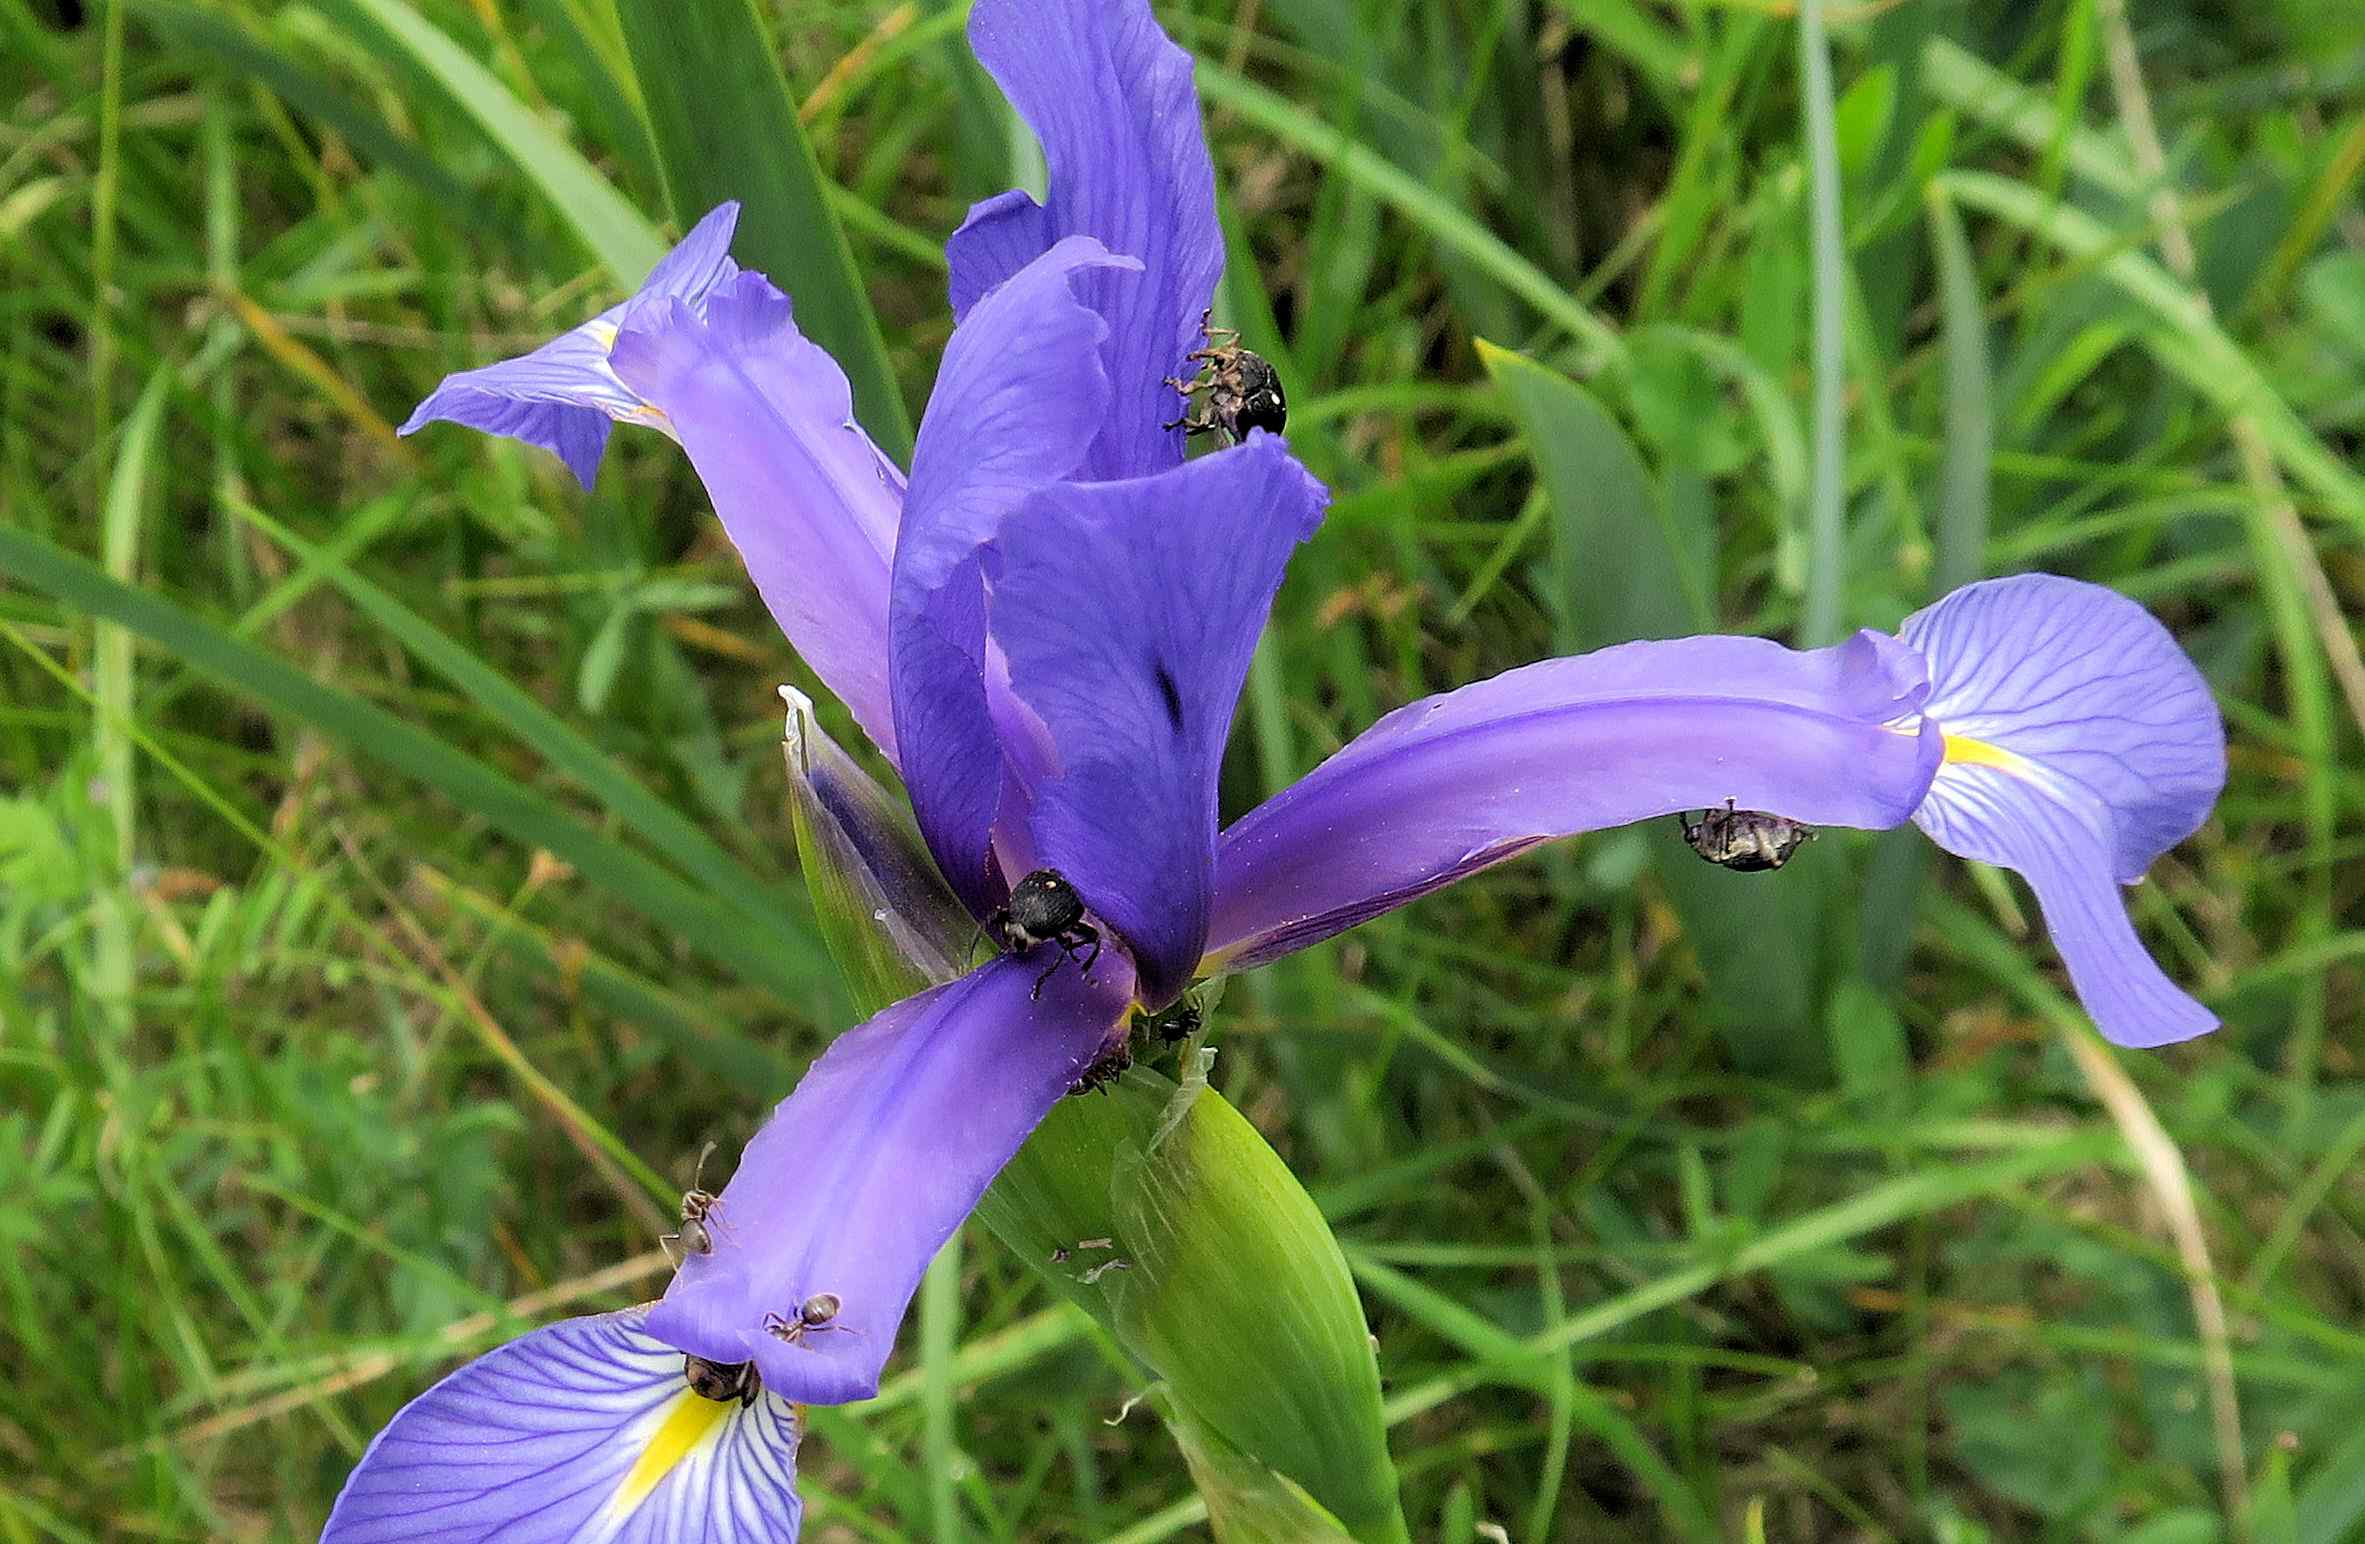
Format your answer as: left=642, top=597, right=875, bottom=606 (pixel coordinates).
left=1796, top=0, right=1848, bottom=646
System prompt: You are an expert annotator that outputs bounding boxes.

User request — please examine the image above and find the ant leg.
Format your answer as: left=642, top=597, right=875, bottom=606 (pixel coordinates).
left=1031, top=952, right=1064, bottom=1000
left=1073, top=931, right=1101, bottom=978
left=660, top=1233, right=682, bottom=1265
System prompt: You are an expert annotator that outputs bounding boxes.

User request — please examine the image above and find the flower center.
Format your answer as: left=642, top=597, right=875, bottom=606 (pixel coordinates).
left=609, top=1387, right=731, bottom=1518
left=1939, top=731, right=2035, bottom=775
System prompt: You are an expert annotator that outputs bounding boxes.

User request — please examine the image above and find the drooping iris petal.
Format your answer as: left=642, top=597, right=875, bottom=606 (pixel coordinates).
left=1205, top=631, right=1943, bottom=973
left=890, top=237, right=1134, bottom=915
left=647, top=951, right=1135, bottom=1405
left=993, top=436, right=1326, bottom=1006
left=1902, top=574, right=2224, bottom=1047
left=953, top=0, right=1221, bottom=480
left=400, top=203, right=743, bottom=488
left=611, top=271, right=907, bottom=759
left=323, top=1308, right=802, bottom=1543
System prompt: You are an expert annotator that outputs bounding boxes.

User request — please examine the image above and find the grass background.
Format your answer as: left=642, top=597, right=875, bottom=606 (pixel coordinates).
left=3, top=0, right=2362, bottom=1538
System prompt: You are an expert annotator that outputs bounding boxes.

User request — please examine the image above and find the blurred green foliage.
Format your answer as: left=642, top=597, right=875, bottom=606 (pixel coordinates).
left=2, top=0, right=2362, bottom=1538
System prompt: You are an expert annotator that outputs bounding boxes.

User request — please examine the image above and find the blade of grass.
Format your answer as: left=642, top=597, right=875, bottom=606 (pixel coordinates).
left=921, top=1235, right=966, bottom=1544
left=1926, top=188, right=1992, bottom=595
left=1796, top=0, right=1848, bottom=647
left=1122, top=1131, right=2118, bottom=1544
left=616, top=0, right=913, bottom=459
left=1384, top=1129, right=2118, bottom=1423
left=227, top=496, right=807, bottom=942
left=1939, top=169, right=2365, bottom=534
left=1928, top=890, right=2249, bottom=1532
left=1859, top=185, right=1994, bottom=988
left=1917, top=37, right=2139, bottom=197
left=127, top=0, right=490, bottom=220
left=1194, top=62, right=1624, bottom=367
left=332, top=826, right=670, bottom=1231
left=91, top=366, right=167, bottom=1041
left=342, top=0, right=665, bottom=284
left=2084, top=0, right=2352, bottom=1143
left=0, top=523, right=836, bottom=1012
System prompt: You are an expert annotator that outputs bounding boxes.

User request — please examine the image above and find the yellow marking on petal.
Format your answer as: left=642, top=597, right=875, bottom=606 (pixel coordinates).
left=1941, top=732, right=2035, bottom=775
left=586, top=320, right=620, bottom=348
left=610, top=1388, right=729, bottom=1518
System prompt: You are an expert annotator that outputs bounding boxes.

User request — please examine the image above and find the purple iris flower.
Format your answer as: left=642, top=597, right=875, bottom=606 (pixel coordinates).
left=329, top=0, right=2225, bottom=1536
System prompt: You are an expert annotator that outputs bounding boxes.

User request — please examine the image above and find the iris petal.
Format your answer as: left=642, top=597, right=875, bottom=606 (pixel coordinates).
left=1207, top=631, right=1942, bottom=972
left=994, top=436, right=1326, bottom=1006
left=645, top=952, right=1135, bottom=1405
left=610, top=271, right=906, bottom=760
left=400, top=203, right=743, bottom=489
left=1903, top=574, right=2224, bottom=1046
left=323, top=1308, right=802, bottom=1543
left=890, top=237, right=1135, bottom=915
left=953, top=0, right=1222, bottom=480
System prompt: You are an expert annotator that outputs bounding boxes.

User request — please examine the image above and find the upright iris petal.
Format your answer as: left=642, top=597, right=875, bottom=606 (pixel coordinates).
left=645, top=952, right=1135, bottom=1404
left=951, top=0, right=1222, bottom=480
left=324, top=1308, right=802, bottom=1543
left=611, top=274, right=906, bottom=757
left=889, top=238, right=1134, bottom=915
left=995, top=435, right=1327, bottom=1005
left=1902, top=574, right=2225, bottom=1047
left=404, top=204, right=909, bottom=760
left=400, top=203, right=743, bottom=488
left=1207, top=630, right=1943, bottom=972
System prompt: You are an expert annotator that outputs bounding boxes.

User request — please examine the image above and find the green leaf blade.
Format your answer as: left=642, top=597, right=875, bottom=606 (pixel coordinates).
left=342, top=0, right=665, bottom=284
left=617, top=0, right=914, bottom=459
